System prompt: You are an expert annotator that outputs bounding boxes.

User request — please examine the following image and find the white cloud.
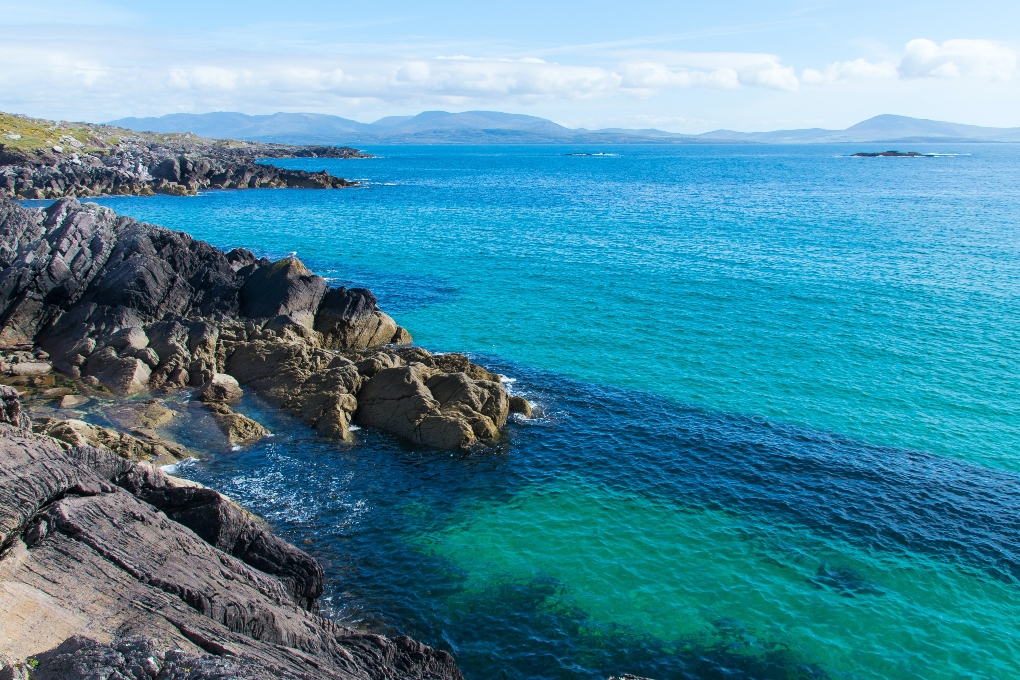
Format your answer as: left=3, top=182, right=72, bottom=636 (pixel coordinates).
left=803, top=39, right=1018, bottom=86
left=802, top=58, right=898, bottom=85
left=0, top=33, right=808, bottom=120
left=899, top=39, right=1017, bottom=81
left=619, top=52, right=799, bottom=92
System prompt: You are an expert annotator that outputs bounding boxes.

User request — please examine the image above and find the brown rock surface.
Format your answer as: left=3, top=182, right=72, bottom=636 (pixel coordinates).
left=509, top=395, right=533, bottom=418
left=58, top=394, right=89, bottom=409
left=32, top=416, right=188, bottom=463
left=196, top=372, right=243, bottom=404
left=355, top=363, right=508, bottom=449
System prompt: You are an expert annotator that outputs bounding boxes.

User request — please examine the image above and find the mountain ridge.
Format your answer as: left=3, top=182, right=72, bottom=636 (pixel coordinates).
left=107, top=111, right=1020, bottom=145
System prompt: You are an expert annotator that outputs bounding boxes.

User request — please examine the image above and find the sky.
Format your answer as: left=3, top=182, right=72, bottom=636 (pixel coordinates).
left=1, top=0, right=1019, bottom=132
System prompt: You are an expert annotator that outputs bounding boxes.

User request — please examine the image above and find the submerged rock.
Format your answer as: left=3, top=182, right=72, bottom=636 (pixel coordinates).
left=33, top=416, right=188, bottom=463
left=58, top=394, right=88, bottom=409
left=203, top=402, right=269, bottom=445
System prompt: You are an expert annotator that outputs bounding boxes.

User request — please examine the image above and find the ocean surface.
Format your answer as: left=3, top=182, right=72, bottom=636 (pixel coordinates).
left=41, top=144, right=1020, bottom=678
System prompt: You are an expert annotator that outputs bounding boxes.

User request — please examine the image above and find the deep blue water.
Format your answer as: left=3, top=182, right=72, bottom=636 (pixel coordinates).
left=36, top=144, right=1020, bottom=679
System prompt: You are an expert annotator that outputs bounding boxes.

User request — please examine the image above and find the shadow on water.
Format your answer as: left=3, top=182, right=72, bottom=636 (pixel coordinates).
left=173, top=353, right=1020, bottom=679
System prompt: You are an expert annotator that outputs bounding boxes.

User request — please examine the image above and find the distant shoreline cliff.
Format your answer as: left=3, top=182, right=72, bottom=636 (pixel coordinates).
left=1, top=112, right=367, bottom=200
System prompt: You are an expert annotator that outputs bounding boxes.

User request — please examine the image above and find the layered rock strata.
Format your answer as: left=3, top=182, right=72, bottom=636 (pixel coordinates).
left=1, top=129, right=364, bottom=199
left=0, top=195, right=511, bottom=449
left=0, top=410, right=462, bottom=679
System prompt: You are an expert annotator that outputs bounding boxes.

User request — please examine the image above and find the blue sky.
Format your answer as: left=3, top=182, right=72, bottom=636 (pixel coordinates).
left=2, top=0, right=1018, bottom=131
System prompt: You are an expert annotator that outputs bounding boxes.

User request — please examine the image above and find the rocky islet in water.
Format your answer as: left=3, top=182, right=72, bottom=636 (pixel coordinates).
left=0, top=190, right=534, bottom=677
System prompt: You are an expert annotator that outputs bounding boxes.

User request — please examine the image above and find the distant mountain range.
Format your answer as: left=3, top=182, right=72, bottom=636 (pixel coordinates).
left=108, top=111, right=1020, bottom=145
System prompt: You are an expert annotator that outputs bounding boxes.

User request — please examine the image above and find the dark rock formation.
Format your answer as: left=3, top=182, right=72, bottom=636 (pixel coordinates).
left=0, top=407, right=463, bottom=679
left=315, top=287, right=401, bottom=350
left=0, top=130, right=364, bottom=200
left=0, top=196, right=511, bottom=450
left=240, top=257, right=327, bottom=328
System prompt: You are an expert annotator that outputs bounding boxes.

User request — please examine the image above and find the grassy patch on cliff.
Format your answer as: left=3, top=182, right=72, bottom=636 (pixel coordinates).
left=0, top=111, right=247, bottom=156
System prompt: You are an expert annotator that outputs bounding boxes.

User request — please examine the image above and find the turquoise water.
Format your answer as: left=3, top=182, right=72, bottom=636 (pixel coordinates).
left=52, top=144, right=1020, bottom=678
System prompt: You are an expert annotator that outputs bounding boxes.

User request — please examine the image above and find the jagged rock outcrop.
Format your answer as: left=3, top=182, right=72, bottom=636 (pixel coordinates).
left=0, top=385, right=28, bottom=429
left=0, top=410, right=463, bottom=679
left=0, top=196, right=512, bottom=450
left=241, top=257, right=326, bottom=328
left=315, top=287, right=402, bottom=350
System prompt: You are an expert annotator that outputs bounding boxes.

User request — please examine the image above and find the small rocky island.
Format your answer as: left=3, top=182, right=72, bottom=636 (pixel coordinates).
left=0, top=194, right=531, bottom=677
left=852, top=150, right=932, bottom=157
left=1, top=111, right=365, bottom=199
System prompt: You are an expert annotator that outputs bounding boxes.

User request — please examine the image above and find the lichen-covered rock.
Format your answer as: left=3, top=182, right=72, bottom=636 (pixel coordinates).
left=225, top=333, right=362, bottom=440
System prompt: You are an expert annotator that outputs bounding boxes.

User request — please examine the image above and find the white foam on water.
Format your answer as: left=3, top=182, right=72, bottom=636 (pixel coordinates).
left=160, top=457, right=198, bottom=475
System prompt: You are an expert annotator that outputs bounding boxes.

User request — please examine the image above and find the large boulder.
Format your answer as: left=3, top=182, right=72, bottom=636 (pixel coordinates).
left=355, top=363, right=509, bottom=449
left=314, top=286, right=409, bottom=350
left=83, top=347, right=151, bottom=394
left=239, top=258, right=326, bottom=328
left=203, top=403, right=269, bottom=445
left=197, top=372, right=243, bottom=403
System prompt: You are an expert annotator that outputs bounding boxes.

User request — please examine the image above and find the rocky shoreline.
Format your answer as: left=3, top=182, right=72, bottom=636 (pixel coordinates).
left=0, top=194, right=531, bottom=677
left=1, top=112, right=366, bottom=199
